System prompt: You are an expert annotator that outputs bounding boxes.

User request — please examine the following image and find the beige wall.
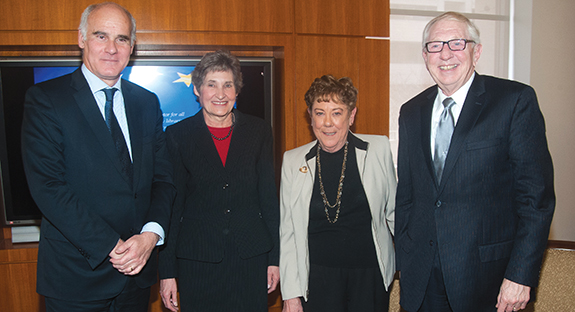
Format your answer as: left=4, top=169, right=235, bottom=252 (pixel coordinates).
left=530, top=0, right=575, bottom=241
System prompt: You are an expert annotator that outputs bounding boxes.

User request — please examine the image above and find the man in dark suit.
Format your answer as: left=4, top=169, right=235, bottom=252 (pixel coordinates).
left=395, top=11, right=555, bottom=312
left=21, top=3, right=175, bottom=311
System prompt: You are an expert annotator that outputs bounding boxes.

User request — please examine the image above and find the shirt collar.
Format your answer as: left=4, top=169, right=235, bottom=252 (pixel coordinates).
left=81, top=64, right=123, bottom=95
left=437, top=72, right=475, bottom=106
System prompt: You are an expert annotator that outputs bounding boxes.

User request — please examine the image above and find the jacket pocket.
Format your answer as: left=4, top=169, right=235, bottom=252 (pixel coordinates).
left=466, top=138, right=501, bottom=151
left=479, top=240, right=513, bottom=262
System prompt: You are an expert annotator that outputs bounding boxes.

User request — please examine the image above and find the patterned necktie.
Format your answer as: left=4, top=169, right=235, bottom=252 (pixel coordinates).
left=433, top=97, right=456, bottom=182
left=103, top=88, right=133, bottom=187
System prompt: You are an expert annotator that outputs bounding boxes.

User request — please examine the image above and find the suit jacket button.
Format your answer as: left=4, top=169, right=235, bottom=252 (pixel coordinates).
left=429, top=240, right=434, bottom=246
left=223, top=228, right=230, bottom=234
left=435, top=200, right=442, bottom=207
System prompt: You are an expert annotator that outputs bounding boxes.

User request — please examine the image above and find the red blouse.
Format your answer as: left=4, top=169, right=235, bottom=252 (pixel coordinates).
left=207, top=126, right=233, bottom=166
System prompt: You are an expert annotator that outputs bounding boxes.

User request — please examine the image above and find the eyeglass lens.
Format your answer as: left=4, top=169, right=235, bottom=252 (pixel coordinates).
left=426, top=39, right=471, bottom=53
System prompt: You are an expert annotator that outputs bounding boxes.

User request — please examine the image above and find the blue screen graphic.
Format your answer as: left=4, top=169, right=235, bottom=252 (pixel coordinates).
left=34, top=66, right=201, bottom=129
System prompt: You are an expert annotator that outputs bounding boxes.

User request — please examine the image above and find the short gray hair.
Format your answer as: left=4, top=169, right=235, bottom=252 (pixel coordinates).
left=192, top=50, right=244, bottom=93
left=422, top=11, right=481, bottom=50
left=78, top=2, right=137, bottom=46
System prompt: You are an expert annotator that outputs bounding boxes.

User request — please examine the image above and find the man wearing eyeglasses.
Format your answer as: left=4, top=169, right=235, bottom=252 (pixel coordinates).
left=395, top=11, right=554, bottom=312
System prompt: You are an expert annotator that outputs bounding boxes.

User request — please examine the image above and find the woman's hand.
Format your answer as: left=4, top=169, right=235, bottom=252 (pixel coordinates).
left=282, top=297, right=304, bottom=312
left=267, top=265, right=280, bottom=293
left=160, top=278, right=179, bottom=311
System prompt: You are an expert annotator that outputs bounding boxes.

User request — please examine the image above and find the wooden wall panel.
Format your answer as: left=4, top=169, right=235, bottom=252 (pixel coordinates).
left=0, top=0, right=293, bottom=33
left=294, top=35, right=362, bottom=148
left=132, top=0, right=293, bottom=33
left=295, top=0, right=389, bottom=36
left=355, top=38, right=390, bottom=135
left=0, top=0, right=87, bottom=31
left=0, top=242, right=43, bottom=312
left=292, top=35, right=389, bottom=150
left=0, top=261, right=43, bottom=311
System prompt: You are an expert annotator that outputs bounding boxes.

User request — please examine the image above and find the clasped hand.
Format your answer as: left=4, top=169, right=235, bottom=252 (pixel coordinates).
left=109, top=232, right=159, bottom=275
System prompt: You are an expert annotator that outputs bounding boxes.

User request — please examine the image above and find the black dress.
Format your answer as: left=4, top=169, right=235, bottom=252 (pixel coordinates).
left=304, top=139, right=388, bottom=311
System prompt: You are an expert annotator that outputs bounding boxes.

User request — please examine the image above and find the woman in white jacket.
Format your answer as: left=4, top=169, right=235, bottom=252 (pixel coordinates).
left=280, top=75, right=396, bottom=312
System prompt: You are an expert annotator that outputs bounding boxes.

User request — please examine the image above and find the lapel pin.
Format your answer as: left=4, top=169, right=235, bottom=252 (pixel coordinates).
left=299, top=166, right=308, bottom=173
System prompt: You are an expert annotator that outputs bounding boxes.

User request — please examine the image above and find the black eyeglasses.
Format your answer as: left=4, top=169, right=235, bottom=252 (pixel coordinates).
left=425, top=39, right=475, bottom=53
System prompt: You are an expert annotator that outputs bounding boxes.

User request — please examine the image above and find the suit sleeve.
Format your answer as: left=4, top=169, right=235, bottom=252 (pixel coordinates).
left=21, top=85, right=120, bottom=269
left=381, top=137, right=396, bottom=236
left=505, top=86, right=555, bottom=287
left=144, top=96, right=176, bottom=232
left=279, top=152, right=303, bottom=300
left=257, top=123, right=280, bottom=266
left=158, top=126, right=186, bottom=279
left=394, top=107, right=413, bottom=272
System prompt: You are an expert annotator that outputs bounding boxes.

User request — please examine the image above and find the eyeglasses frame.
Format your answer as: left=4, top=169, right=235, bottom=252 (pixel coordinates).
left=424, top=39, right=476, bottom=53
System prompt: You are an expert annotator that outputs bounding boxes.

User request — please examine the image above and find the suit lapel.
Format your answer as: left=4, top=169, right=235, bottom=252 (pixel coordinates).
left=190, top=112, right=229, bottom=179
left=349, top=133, right=368, bottom=181
left=420, top=90, right=438, bottom=187
left=292, top=143, right=317, bottom=214
left=72, top=70, right=129, bottom=184
left=439, top=74, right=486, bottom=191
left=123, top=81, right=142, bottom=188
left=356, top=146, right=366, bottom=180
left=284, top=145, right=316, bottom=243
left=352, top=135, right=376, bottom=208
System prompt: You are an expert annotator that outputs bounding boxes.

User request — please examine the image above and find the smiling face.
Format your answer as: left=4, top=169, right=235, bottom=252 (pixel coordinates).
left=194, top=70, right=237, bottom=126
left=309, top=99, right=357, bottom=153
left=78, top=4, right=134, bottom=86
left=423, top=19, right=482, bottom=96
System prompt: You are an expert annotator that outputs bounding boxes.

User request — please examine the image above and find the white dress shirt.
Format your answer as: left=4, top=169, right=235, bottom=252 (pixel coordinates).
left=430, top=72, right=475, bottom=156
left=81, top=65, right=164, bottom=245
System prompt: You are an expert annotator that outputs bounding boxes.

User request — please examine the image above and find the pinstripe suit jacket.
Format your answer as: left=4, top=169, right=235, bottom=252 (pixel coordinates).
left=158, top=109, right=279, bottom=279
left=395, top=73, right=555, bottom=312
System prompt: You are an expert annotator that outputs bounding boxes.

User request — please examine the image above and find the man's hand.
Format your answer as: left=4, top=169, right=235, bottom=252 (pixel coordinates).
left=267, top=265, right=280, bottom=294
left=109, top=232, right=159, bottom=275
left=160, top=278, right=179, bottom=311
left=496, top=278, right=530, bottom=312
left=109, top=239, right=125, bottom=260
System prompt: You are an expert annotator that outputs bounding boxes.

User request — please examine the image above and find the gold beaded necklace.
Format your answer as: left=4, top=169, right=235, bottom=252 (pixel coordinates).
left=316, top=141, right=348, bottom=224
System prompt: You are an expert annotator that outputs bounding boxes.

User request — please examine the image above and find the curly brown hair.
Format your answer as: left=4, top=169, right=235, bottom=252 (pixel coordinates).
left=304, top=75, right=358, bottom=111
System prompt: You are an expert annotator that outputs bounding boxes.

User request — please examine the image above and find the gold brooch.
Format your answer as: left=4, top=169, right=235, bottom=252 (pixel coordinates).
left=299, top=166, right=308, bottom=173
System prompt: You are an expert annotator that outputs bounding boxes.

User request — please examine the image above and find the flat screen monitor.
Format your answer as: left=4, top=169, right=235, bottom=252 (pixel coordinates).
left=0, top=57, right=273, bottom=225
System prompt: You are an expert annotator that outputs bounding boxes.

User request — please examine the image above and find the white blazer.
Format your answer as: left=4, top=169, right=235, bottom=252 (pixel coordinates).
left=279, top=133, right=396, bottom=301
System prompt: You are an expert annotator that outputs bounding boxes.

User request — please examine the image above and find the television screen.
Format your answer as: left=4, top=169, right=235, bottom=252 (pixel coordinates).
left=0, top=57, right=273, bottom=225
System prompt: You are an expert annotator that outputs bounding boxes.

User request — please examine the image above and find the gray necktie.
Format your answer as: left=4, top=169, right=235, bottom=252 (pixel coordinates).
left=103, top=88, right=133, bottom=186
left=433, top=97, right=456, bottom=182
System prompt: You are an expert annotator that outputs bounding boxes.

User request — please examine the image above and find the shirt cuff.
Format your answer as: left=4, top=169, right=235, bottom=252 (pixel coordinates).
left=141, top=222, right=165, bottom=246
